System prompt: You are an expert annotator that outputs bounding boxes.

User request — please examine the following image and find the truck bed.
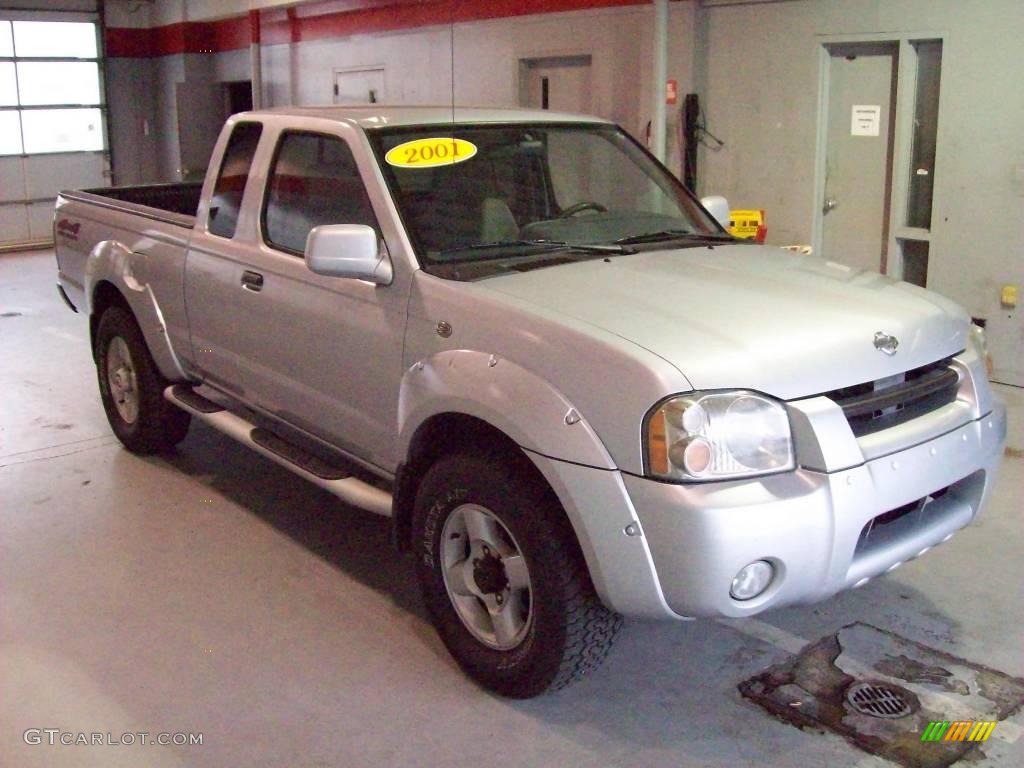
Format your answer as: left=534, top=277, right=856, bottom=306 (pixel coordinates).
left=58, top=182, right=203, bottom=233
left=54, top=180, right=203, bottom=325
left=79, top=181, right=203, bottom=219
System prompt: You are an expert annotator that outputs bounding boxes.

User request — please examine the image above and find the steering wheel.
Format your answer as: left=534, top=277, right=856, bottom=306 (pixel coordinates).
left=558, top=201, right=608, bottom=218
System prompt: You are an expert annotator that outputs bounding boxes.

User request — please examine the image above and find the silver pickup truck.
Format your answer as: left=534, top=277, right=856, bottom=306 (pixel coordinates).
left=55, top=106, right=1006, bottom=698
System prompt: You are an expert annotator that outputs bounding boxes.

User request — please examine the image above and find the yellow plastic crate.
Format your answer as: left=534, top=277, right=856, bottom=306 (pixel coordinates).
left=728, top=209, right=766, bottom=242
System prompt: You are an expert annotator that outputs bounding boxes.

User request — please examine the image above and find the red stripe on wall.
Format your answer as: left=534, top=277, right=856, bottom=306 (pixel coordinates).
left=263, top=0, right=643, bottom=45
left=150, top=23, right=190, bottom=55
left=106, top=18, right=251, bottom=57
left=106, top=0, right=645, bottom=58
left=105, top=27, right=153, bottom=58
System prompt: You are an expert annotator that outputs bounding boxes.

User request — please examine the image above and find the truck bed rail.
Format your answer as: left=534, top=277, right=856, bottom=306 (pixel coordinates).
left=59, top=182, right=201, bottom=229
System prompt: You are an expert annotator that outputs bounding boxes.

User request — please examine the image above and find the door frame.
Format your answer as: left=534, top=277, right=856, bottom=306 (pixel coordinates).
left=516, top=51, right=592, bottom=109
left=811, top=31, right=947, bottom=278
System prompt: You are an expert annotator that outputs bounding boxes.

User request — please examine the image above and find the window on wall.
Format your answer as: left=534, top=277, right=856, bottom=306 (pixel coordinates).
left=0, top=20, right=104, bottom=156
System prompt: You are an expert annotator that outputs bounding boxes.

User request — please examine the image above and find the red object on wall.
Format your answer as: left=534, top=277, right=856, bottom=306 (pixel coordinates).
left=666, top=79, right=677, bottom=105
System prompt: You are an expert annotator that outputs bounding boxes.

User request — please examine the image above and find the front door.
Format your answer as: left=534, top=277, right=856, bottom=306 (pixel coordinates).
left=820, top=43, right=897, bottom=273
left=186, top=123, right=410, bottom=471
left=229, top=128, right=406, bottom=470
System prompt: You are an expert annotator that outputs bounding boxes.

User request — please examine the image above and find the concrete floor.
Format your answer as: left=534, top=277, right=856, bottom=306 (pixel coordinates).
left=2, top=248, right=1022, bottom=768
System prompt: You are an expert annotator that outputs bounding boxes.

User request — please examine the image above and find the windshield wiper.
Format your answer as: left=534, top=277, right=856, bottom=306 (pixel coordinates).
left=613, top=229, right=735, bottom=245
left=436, top=239, right=633, bottom=259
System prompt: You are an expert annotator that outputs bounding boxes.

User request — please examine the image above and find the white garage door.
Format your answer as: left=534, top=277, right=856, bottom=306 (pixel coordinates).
left=0, top=15, right=108, bottom=251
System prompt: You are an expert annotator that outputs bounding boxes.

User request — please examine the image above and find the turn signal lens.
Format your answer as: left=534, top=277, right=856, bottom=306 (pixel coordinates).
left=648, top=407, right=668, bottom=475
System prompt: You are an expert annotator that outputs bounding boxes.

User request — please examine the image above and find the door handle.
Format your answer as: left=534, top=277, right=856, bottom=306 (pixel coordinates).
left=823, top=197, right=838, bottom=214
left=241, top=270, right=264, bottom=292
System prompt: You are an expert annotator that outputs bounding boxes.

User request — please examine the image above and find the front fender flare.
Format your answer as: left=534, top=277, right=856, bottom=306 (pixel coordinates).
left=397, top=349, right=679, bottom=619
left=397, top=349, right=615, bottom=469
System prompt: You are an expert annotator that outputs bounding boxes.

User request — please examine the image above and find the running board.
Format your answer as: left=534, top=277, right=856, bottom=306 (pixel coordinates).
left=164, top=385, right=393, bottom=517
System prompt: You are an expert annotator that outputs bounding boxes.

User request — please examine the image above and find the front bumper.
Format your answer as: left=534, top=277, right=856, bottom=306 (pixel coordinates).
left=626, top=399, right=1006, bottom=618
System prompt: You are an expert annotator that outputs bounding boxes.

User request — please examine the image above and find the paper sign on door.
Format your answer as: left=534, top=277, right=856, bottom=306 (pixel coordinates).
left=851, top=105, right=881, bottom=137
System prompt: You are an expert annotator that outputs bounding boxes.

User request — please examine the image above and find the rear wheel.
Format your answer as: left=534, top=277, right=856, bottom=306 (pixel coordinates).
left=412, top=449, right=622, bottom=698
left=95, top=306, right=190, bottom=454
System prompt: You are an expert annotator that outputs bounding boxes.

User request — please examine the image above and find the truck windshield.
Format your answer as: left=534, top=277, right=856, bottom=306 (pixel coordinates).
left=368, top=123, right=723, bottom=269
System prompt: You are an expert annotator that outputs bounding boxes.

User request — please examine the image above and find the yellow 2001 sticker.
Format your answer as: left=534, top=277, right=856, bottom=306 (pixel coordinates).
left=385, top=137, right=478, bottom=169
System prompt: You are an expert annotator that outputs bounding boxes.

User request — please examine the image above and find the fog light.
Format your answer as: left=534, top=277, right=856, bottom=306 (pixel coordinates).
left=730, top=560, right=774, bottom=601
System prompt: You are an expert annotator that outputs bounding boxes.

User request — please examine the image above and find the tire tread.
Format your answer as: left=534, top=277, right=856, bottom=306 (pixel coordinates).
left=95, top=306, right=190, bottom=454
left=413, top=447, right=622, bottom=697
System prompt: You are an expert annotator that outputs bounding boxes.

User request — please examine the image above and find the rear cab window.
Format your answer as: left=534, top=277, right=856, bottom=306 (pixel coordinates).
left=207, top=121, right=263, bottom=239
left=261, top=130, right=379, bottom=256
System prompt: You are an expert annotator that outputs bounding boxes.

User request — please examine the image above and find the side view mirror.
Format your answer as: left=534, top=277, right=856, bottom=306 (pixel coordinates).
left=305, top=224, right=393, bottom=284
left=700, top=195, right=731, bottom=230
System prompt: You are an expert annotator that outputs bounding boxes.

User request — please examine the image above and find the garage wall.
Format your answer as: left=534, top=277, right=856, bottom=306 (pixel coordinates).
left=696, top=0, right=1023, bottom=384
left=105, top=53, right=185, bottom=184
left=105, top=57, right=158, bottom=184
left=257, top=3, right=696, bottom=164
left=104, top=2, right=699, bottom=185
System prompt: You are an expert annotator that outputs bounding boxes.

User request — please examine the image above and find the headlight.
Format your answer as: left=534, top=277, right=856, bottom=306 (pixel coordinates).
left=645, top=391, right=794, bottom=481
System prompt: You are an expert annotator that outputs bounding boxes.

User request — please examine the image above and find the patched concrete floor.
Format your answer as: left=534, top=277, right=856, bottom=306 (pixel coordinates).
left=2, top=248, right=1022, bottom=768
left=741, top=623, right=1024, bottom=767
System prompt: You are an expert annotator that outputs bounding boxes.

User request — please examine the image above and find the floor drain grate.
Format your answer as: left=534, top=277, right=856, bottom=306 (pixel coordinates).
left=846, top=681, right=913, bottom=719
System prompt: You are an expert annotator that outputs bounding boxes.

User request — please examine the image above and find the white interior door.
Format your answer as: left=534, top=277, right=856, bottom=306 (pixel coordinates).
left=820, top=44, right=897, bottom=273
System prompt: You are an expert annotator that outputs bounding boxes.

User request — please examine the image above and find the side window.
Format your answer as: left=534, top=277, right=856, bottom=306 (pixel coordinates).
left=263, top=131, right=378, bottom=255
left=208, top=122, right=263, bottom=239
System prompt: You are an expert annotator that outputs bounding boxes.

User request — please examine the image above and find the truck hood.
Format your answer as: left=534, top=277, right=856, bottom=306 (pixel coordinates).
left=477, top=244, right=969, bottom=399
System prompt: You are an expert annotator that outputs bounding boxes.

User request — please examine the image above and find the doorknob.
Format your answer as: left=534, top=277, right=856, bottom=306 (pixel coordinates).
left=823, top=197, right=838, bottom=214
left=241, top=270, right=264, bottom=292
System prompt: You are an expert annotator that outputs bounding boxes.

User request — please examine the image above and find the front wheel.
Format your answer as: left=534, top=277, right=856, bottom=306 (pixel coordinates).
left=412, top=450, right=622, bottom=698
left=95, top=305, right=191, bottom=454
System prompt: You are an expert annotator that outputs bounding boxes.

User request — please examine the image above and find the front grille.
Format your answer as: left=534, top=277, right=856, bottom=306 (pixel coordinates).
left=825, top=357, right=960, bottom=437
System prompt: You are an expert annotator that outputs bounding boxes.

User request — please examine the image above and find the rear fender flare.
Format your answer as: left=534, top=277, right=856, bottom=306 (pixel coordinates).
left=85, top=240, right=189, bottom=381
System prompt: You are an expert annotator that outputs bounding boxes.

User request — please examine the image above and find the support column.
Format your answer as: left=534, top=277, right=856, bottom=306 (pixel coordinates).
left=249, top=9, right=263, bottom=110
left=651, top=0, right=669, bottom=162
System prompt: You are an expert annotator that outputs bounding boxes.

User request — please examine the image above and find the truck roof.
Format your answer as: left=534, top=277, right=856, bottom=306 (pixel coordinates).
left=247, top=105, right=612, bottom=129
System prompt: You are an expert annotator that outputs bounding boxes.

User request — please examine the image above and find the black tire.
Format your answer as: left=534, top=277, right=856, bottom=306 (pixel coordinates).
left=95, top=305, right=191, bottom=454
left=412, top=449, right=622, bottom=698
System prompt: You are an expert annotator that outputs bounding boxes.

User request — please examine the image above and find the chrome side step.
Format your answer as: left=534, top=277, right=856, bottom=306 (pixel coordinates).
left=164, top=385, right=393, bottom=517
